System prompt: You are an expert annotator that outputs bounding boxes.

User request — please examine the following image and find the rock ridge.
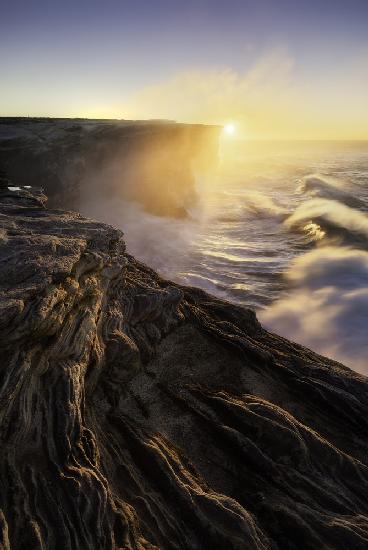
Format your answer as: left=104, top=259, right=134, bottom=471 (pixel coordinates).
left=0, top=188, right=368, bottom=549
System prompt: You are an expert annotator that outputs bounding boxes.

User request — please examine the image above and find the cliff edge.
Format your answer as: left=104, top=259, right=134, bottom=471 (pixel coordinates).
left=0, top=118, right=220, bottom=217
left=1, top=187, right=368, bottom=549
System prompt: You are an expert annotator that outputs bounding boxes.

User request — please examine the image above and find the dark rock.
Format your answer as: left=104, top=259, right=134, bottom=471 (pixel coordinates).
left=0, top=190, right=368, bottom=549
left=0, top=118, right=220, bottom=217
left=0, top=169, right=11, bottom=189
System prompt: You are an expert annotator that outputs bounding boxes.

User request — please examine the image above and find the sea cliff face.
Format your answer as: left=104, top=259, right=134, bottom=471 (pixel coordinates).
left=0, top=118, right=220, bottom=217
left=1, top=187, right=368, bottom=549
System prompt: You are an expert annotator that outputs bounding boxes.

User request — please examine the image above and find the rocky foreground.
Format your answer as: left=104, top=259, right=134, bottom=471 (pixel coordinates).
left=1, top=187, right=368, bottom=550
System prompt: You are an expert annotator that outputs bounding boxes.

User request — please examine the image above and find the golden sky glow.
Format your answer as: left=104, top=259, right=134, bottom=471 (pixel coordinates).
left=2, top=1, right=368, bottom=140
left=117, top=50, right=368, bottom=140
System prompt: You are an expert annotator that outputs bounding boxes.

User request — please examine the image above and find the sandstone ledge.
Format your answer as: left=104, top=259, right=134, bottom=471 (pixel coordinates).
left=0, top=188, right=368, bottom=549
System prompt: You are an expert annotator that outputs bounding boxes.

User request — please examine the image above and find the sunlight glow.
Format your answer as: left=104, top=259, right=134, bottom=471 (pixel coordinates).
left=224, top=123, right=236, bottom=135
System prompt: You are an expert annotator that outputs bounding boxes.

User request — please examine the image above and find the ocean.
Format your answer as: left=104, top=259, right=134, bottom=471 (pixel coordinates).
left=83, top=140, right=368, bottom=373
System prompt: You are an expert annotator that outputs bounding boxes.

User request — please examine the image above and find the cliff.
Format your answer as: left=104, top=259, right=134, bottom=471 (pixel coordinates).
left=0, top=118, right=220, bottom=217
left=1, top=186, right=368, bottom=549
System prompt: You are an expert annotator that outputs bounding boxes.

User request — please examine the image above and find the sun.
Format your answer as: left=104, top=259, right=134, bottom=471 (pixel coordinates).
left=223, top=123, right=236, bottom=136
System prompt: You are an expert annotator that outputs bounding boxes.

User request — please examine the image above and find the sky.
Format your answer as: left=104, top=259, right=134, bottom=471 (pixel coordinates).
left=1, top=0, right=368, bottom=138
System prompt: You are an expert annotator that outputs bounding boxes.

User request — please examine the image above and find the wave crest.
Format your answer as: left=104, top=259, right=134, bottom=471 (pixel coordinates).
left=298, top=174, right=367, bottom=210
left=285, top=198, right=368, bottom=245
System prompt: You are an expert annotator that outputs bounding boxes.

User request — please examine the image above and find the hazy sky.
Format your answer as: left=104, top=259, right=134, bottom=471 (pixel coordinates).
left=1, top=0, right=368, bottom=138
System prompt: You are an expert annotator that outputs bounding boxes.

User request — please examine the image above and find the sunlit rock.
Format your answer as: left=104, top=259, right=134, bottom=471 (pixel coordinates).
left=0, top=118, right=220, bottom=217
left=0, top=188, right=368, bottom=549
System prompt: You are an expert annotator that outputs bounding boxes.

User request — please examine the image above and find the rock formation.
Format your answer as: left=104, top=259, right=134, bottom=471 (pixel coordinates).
left=1, top=186, right=368, bottom=549
left=0, top=118, right=219, bottom=217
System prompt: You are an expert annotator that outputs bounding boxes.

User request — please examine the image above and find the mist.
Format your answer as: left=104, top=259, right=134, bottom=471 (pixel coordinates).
left=259, top=246, right=368, bottom=373
left=286, top=198, right=368, bottom=241
left=120, top=48, right=368, bottom=140
left=76, top=139, right=368, bottom=377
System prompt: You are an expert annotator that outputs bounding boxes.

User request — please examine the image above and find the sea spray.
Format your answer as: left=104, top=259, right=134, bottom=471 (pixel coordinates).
left=259, top=246, right=368, bottom=373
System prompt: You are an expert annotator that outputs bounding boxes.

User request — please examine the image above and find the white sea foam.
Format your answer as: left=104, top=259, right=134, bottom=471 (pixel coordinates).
left=286, top=198, right=368, bottom=239
left=80, top=197, right=200, bottom=281
left=80, top=143, right=368, bottom=375
left=298, top=174, right=367, bottom=210
left=259, top=246, right=368, bottom=373
left=241, top=191, right=286, bottom=217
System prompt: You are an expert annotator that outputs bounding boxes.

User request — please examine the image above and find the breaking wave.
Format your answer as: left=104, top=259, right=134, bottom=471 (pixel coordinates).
left=259, top=246, right=368, bottom=373
left=298, top=174, right=368, bottom=210
left=261, top=171, right=368, bottom=373
left=285, top=198, right=368, bottom=246
left=81, top=141, right=368, bottom=376
left=239, top=191, right=286, bottom=217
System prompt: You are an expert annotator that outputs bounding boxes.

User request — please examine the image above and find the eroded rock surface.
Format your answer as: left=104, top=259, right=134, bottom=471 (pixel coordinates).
left=1, top=188, right=368, bottom=549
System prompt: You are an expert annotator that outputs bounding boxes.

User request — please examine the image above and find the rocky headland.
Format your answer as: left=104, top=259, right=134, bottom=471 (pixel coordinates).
left=0, top=181, right=368, bottom=549
left=0, top=118, right=219, bottom=218
left=1, top=119, right=368, bottom=549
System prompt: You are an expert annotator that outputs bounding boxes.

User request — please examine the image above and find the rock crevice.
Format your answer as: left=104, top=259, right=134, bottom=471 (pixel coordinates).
left=0, top=188, right=368, bottom=549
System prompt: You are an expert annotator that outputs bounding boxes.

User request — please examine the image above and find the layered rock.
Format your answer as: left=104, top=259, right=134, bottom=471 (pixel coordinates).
left=0, top=118, right=220, bottom=217
left=1, top=188, right=368, bottom=549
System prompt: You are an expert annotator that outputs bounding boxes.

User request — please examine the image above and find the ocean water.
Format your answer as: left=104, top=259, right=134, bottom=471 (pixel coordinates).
left=84, top=140, right=368, bottom=374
